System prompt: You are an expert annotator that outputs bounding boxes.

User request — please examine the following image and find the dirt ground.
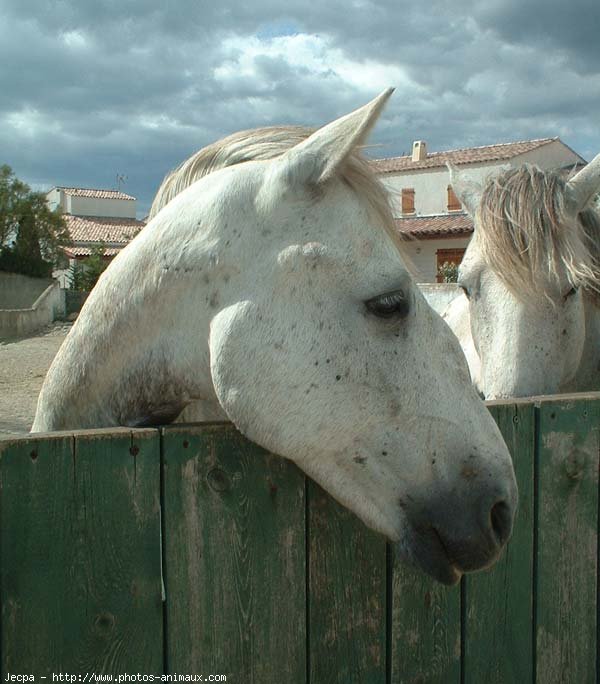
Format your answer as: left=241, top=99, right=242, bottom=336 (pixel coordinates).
left=0, top=322, right=72, bottom=436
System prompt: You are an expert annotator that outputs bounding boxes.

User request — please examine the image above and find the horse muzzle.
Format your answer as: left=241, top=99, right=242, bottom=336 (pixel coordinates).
left=401, top=482, right=516, bottom=585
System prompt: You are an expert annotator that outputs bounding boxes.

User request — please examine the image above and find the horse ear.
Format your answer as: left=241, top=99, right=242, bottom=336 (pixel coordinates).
left=566, top=152, right=600, bottom=213
left=447, top=163, right=481, bottom=218
left=273, top=88, right=394, bottom=188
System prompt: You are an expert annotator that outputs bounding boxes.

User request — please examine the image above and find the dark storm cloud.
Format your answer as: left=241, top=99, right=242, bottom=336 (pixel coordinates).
left=472, top=0, right=600, bottom=73
left=1, top=0, right=598, bottom=215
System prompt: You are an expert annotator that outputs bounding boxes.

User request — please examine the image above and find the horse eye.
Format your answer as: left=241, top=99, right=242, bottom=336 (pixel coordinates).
left=365, top=290, right=410, bottom=319
left=563, top=286, right=578, bottom=301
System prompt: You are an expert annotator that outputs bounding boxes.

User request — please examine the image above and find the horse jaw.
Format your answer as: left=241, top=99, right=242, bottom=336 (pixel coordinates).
left=564, top=293, right=600, bottom=392
left=442, top=293, right=482, bottom=392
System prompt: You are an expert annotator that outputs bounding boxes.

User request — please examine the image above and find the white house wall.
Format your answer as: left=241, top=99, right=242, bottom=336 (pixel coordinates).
left=53, top=266, right=72, bottom=289
left=68, top=196, right=136, bottom=218
left=382, top=163, right=508, bottom=216
left=46, top=188, right=67, bottom=213
left=510, top=140, right=584, bottom=171
left=403, top=236, right=471, bottom=282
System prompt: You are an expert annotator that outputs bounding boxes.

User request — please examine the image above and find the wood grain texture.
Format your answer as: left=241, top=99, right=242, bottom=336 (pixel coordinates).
left=390, top=558, right=461, bottom=684
left=535, top=397, right=599, bottom=684
left=2, top=394, right=598, bottom=683
left=162, top=424, right=306, bottom=683
left=307, top=481, right=387, bottom=684
left=463, top=402, right=535, bottom=684
left=0, top=428, right=162, bottom=677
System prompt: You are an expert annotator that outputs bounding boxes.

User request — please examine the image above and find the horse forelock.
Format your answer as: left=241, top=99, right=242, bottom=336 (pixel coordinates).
left=475, top=164, right=600, bottom=302
left=149, top=125, right=404, bottom=256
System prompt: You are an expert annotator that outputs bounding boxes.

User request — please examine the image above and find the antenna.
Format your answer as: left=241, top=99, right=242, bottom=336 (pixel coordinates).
left=116, top=173, right=128, bottom=191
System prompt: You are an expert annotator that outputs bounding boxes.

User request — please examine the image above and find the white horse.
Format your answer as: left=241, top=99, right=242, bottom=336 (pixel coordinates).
left=33, top=90, right=517, bottom=585
left=445, top=160, right=600, bottom=399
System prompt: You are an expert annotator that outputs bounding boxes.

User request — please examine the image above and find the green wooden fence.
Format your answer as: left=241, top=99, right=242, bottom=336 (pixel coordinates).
left=0, top=394, right=598, bottom=683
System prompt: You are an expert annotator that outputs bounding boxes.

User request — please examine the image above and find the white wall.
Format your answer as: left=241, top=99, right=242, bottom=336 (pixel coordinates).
left=511, top=140, right=584, bottom=170
left=46, top=188, right=66, bottom=213
left=68, top=196, right=136, bottom=218
left=382, top=163, right=507, bottom=216
left=0, top=273, right=65, bottom=338
left=418, top=283, right=461, bottom=315
left=53, top=265, right=72, bottom=289
left=46, top=190, right=136, bottom=218
left=0, top=272, right=54, bottom=308
left=403, top=236, right=471, bottom=282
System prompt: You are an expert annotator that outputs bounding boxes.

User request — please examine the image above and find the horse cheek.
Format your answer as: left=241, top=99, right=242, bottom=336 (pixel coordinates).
left=208, top=301, right=288, bottom=447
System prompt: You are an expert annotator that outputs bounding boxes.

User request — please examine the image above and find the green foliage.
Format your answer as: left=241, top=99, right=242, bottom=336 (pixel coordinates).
left=438, top=260, right=459, bottom=283
left=67, top=243, right=109, bottom=291
left=0, top=164, right=71, bottom=277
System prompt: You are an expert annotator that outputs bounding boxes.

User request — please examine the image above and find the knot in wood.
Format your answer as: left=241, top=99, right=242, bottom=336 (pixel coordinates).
left=564, top=448, right=586, bottom=480
left=207, top=467, right=232, bottom=492
left=94, top=611, right=116, bottom=636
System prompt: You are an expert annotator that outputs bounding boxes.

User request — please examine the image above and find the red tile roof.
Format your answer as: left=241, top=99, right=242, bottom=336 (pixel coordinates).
left=64, top=214, right=145, bottom=246
left=371, top=138, right=557, bottom=174
left=395, top=213, right=473, bottom=238
left=58, top=187, right=136, bottom=201
left=64, top=246, right=122, bottom=258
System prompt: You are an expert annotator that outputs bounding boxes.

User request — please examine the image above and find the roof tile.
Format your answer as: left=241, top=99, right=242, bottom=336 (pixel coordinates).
left=372, top=138, right=557, bottom=174
left=395, top=213, right=473, bottom=238
left=64, top=246, right=122, bottom=258
left=58, top=187, right=136, bottom=201
left=64, top=214, right=145, bottom=246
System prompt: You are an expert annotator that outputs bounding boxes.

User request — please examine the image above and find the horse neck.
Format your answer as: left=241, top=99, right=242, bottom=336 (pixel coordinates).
left=35, top=254, right=220, bottom=430
left=568, top=292, right=600, bottom=392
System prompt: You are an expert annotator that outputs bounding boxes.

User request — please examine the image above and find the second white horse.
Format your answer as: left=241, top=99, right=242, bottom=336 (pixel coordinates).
left=446, top=159, right=600, bottom=399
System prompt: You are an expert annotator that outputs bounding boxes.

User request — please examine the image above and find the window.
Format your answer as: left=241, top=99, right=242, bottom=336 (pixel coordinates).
left=436, top=248, right=466, bottom=282
left=401, top=188, right=415, bottom=215
left=447, top=185, right=462, bottom=212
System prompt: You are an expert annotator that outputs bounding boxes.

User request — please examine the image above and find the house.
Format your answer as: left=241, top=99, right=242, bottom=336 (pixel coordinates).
left=371, top=138, right=586, bottom=281
left=46, top=187, right=146, bottom=287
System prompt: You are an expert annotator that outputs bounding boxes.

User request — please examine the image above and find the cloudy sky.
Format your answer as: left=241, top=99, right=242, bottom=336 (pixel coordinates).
left=2, top=0, right=599, bottom=217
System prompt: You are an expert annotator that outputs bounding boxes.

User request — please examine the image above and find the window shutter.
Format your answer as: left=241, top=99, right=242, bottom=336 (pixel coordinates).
left=401, top=188, right=415, bottom=214
left=447, top=185, right=462, bottom=212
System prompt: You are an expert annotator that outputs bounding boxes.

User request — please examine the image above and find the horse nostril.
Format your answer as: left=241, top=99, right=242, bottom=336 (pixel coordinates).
left=490, top=501, right=513, bottom=546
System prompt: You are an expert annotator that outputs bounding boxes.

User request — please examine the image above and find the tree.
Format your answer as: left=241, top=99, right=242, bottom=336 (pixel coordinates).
left=0, top=165, right=70, bottom=277
left=437, top=260, right=459, bottom=283
left=67, top=243, right=109, bottom=291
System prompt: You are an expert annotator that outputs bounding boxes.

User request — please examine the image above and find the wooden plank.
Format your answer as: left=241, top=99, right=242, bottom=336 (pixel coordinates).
left=308, top=481, right=387, bottom=684
left=162, top=424, right=306, bottom=682
left=0, top=429, right=162, bottom=676
left=463, top=402, right=535, bottom=683
left=485, top=391, right=600, bottom=409
left=535, top=397, right=599, bottom=684
left=390, top=556, right=461, bottom=683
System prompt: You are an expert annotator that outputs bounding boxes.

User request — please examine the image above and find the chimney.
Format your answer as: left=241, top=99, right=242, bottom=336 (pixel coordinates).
left=412, top=140, right=427, bottom=162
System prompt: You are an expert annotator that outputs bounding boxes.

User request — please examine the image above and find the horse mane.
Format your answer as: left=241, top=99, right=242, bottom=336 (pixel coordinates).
left=149, top=125, right=403, bottom=253
left=475, top=165, right=600, bottom=301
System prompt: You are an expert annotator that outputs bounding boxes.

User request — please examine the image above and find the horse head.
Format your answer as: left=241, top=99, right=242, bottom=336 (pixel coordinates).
left=449, top=158, right=600, bottom=398
left=34, top=91, right=517, bottom=584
